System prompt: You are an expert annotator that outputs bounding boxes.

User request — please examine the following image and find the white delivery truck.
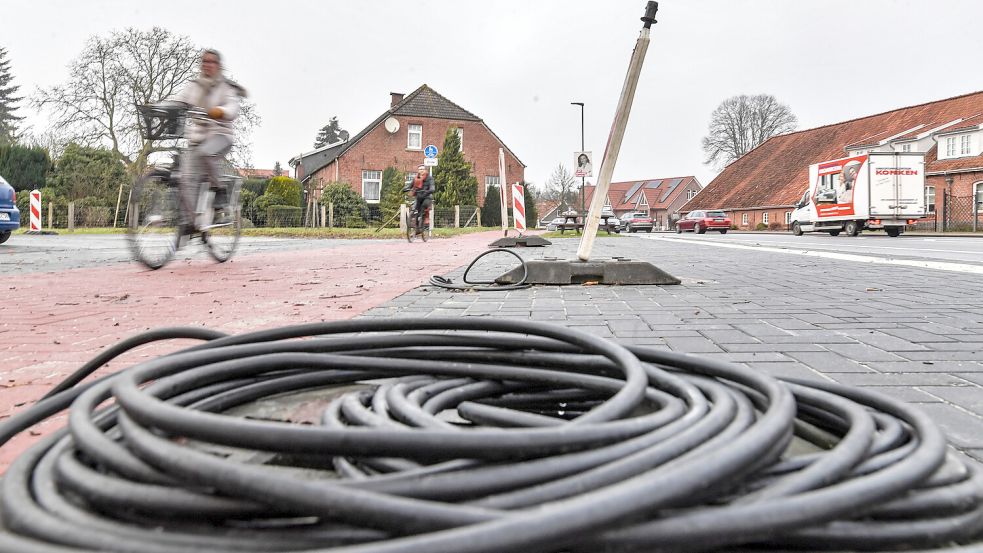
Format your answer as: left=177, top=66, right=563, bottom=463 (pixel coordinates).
left=790, top=152, right=926, bottom=237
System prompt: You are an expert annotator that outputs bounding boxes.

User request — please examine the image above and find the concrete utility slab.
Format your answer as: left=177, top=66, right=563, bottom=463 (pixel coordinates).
left=488, top=235, right=552, bottom=248
left=495, top=257, right=680, bottom=285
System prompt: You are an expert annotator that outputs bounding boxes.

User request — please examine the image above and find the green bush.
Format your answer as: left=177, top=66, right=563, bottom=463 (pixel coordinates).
left=242, top=178, right=268, bottom=196
left=0, top=143, right=53, bottom=191
left=319, top=182, right=367, bottom=227
left=755, top=223, right=768, bottom=231
left=263, top=176, right=302, bottom=207
left=267, top=205, right=302, bottom=227
left=768, top=221, right=783, bottom=231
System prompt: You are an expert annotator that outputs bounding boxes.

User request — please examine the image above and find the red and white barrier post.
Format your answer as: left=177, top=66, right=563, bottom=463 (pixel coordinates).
left=511, top=182, right=526, bottom=235
left=30, top=189, right=42, bottom=231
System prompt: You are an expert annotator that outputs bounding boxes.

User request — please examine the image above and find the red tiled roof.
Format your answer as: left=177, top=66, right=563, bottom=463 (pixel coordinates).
left=583, top=176, right=701, bottom=211
left=687, top=90, right=983, bottom=211
left=933, top=113, right=983, bottom=136
left=239, top=169, right=284, bottom=179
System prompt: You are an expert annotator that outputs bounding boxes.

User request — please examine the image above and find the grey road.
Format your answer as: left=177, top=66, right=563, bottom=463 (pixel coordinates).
left=635, top=232, right=983, bottom=273
left=0, top=234, right=401, bottom=274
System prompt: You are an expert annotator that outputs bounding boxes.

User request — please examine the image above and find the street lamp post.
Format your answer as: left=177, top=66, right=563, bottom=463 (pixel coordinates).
left=571, top=102, right=585, bottom=216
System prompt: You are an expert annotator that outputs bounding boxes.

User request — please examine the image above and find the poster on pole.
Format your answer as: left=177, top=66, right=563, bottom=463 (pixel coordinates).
left=498, top=149, right=509, bottom=232
left=575, top=151, right=593, bottom=178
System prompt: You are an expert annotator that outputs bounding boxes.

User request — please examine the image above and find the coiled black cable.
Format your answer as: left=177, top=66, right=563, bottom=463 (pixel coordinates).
left=428, top=248, right=530, bottom=291
left=0, top=318, right=980, bottom=552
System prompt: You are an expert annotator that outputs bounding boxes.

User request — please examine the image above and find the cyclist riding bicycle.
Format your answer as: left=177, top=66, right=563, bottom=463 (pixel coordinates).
left=407, top=164, right=434, bottom=231
left=162, top=48, right=246, bottom=231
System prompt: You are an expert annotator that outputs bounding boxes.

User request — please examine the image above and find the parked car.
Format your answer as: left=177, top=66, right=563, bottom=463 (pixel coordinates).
left=0, top=176, right=20, bottom=244
left=621, top=212, right=653, bottom=233
left=676, top=210, right=731, bottom=234
left=546, top=217, right=566, bottom=231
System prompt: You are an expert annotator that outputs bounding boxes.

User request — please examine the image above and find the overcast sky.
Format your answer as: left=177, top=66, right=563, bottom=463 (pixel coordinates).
left=6, top=0, right=983, bottom=189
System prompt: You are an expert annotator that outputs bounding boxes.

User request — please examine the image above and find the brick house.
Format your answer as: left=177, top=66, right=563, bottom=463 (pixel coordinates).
left=582, top=176, right=703, bottom=230
left=289, top=85, right=525, bottom=207
left=683, top=91, right=983, bottom=230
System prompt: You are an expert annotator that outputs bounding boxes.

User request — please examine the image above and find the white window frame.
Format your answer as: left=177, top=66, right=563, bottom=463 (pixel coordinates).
left=945, top=136, right=957, bottom=157
left=455, top=127, right=464, bottom=152
left=741, top=213, right=749, bottom=226
left=925, top=185, right=936, bottom=213
left=785, top=211, right=792, bottom=224
left=961, top=134, right=972, bottom=155
left=686, top=188, right=698, bottom=200
left=361, top=170, right=382, bottom=203
left=637, top=194, right=649, bottom=210
left=407, top=124, right=422, bottom=150
left=762, top=212, right=769, bottom=225
left=975, top=182, right=983, bottom=208
left=484, top=176, right=500, bottom=193
left=901, top=143, right=911, bottom=152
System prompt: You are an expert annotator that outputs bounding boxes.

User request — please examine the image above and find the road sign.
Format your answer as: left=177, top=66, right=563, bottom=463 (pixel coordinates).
left=424, top=145, right=438, bottom=158
left=424, top=157, right=438, bottom=167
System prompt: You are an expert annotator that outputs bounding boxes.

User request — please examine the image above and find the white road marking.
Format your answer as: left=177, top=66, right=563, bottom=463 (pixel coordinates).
left=724, top=239, right=983, bottom=256
left=641, top=235, right=983, bottom=275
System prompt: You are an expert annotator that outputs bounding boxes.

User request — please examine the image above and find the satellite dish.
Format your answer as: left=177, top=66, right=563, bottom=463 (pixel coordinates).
left=384, top=117, right=400, bottom=134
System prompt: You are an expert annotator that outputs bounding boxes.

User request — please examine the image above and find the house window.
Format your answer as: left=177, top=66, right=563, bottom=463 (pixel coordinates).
left=762, top=212, right=769, bottom=225
left=407, top=124, right=422, bottom=150
left=961, top=134, right=972, bottom=155
left=901, top=143, right=911, bottom=152
left=945, top=136, right=957, bottom=157
left=686, top=189, right=697, bottom=200
left=925, top=185, right=936, bottom=213
left=361, top=170, right=382, bottom=202
left=976, top=182, right=983, bottom=207
left=485, top=176, right=500, bottom=191
left=741, top=213, right=749, bottom=226
left=785, top=211, right=792, bottom=224
left=455, top=127, right=464, bottom=152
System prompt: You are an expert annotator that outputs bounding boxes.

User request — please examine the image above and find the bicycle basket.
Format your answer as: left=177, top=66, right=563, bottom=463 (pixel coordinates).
left=137, top=105, right=187, bottom=140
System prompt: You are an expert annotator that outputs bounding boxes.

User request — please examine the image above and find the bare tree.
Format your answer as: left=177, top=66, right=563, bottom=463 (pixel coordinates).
left=544, top=164, right=578, bottom=208
left=701, top=94, right=797, bottom=169
left=34, top=28, right=259, bottom=174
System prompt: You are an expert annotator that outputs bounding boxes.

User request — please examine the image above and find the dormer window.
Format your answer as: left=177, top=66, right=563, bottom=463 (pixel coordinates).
left=945, top=136, right=957, bottom=157
left=901, top=143, right=911, bottom=152
left=960, top=134, right=972, bottom=155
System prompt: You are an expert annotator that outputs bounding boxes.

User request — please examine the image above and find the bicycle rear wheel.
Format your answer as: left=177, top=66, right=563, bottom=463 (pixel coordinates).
left=127, top=172, right=180, bottom=270
left=204, top=179, right=242, bottom=262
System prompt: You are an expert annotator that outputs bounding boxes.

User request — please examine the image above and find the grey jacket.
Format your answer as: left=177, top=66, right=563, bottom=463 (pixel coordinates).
left=168, top=76, right=246, bottom=143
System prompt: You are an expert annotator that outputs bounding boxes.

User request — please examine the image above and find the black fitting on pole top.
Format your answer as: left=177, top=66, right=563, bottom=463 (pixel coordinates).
left=641, top=1, right=659, bottom=28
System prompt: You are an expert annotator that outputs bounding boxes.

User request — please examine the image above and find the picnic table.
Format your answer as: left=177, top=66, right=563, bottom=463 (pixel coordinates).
left=557, top=213, right=620, bottom=235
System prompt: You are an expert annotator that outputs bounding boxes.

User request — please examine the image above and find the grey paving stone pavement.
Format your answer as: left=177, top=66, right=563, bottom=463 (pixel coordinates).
left=359, top=236, right=983, bottom=455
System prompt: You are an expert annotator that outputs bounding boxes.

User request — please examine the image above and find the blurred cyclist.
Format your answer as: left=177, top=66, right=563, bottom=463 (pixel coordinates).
left=165, top=49, right=246, bottom=228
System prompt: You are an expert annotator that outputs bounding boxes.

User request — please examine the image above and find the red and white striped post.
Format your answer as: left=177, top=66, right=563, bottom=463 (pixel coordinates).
left=30, top=189, right=42, bottom=231
left=511, top=182, right=526, bottom=235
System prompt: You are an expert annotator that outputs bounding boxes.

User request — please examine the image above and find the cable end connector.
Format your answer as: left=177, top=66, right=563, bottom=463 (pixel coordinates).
left=641, top=1, right=659, bottom=28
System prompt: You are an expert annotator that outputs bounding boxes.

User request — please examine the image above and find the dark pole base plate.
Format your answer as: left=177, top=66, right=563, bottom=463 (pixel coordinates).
left=489, top=236, right=552, bottom=248
left=496, top=257, right=680, bottom=285
left=23, top=230, right=59, bottom=236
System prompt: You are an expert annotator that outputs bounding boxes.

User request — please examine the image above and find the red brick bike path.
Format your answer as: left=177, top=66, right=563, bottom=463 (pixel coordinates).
left=0, top=231, right=504, bottom=470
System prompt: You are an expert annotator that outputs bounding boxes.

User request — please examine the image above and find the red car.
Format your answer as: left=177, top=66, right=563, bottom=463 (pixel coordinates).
left=676, top=210, right=731, bottom=234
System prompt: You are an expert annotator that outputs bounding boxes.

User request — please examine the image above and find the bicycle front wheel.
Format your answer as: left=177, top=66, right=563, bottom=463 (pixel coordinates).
left=405, top=208, right=415, bottom=243
left=127, top=172, right=180, bottom=270
left=204, top=180, right=242, bottom=262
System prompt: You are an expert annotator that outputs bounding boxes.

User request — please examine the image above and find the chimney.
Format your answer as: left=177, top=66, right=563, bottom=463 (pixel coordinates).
left=390, top=92, right=404, bottom=107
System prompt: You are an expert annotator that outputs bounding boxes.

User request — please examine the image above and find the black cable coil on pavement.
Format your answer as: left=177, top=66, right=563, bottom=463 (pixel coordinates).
left=1, top=318, right=982, bottom=553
